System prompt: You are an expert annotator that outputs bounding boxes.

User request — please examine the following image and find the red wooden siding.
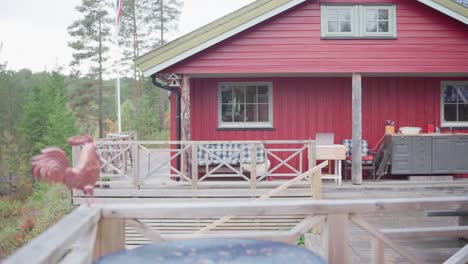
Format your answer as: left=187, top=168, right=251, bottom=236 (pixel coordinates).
left=169, top=77, right=468, bottom=149
left=165, top=0, right=468, bottom=74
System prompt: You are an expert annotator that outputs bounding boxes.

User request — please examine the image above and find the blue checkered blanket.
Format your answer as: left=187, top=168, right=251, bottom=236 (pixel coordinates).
left=342, top=139, right=369, bottom=157
left=197, top=143, right=267, bottom=165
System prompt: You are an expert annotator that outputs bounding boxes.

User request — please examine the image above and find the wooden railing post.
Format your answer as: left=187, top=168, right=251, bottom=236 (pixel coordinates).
left=308, top=141, right=317, bottom=168
left=191, top=143, right=198, bottom=189
left=250, top=143, right=257, bottom=192
left=122, top=141, right=128, bottom=175
left=132, top=142, right=140, bottom=189
left=92, top=218, right=125, bottom=261
left=323, top=214, right=350, bottom=264
left=308, top=141, right=321, bottom=200
left=181, top=143, right=186, bottom=181
left=371, top=238, right=385, bottom=264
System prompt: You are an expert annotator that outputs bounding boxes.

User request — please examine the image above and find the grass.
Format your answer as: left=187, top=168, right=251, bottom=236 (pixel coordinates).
left=0, top=183, right=72, bottom=260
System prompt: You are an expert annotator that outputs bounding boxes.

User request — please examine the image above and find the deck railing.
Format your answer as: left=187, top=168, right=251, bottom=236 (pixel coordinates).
left=75, top=140, right=329, bottom=190
left=5, top=197, right=468, bottom=264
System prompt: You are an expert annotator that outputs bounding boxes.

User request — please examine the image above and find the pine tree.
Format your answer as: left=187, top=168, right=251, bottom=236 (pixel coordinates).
left=0, top=131, right=21, bottom=195
left=43, top=73, right=79, bottom=155
left=118, top=0, right=183, bottom=129
left=68, top=0, right=112, bottom=138
left=19, top=73, right=78, bottom=156
left=121, top=100, right=136, bottom=132
left=67, top=79, right=100, bottom=135
left=19, top=73, right=53, bottom=154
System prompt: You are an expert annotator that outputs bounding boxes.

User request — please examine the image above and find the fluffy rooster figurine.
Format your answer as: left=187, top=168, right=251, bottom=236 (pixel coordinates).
left=31, top=135, right=100, bottom=206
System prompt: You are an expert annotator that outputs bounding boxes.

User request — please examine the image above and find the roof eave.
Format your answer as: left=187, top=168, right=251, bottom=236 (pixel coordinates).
left=417, top=0, right=468, bottom=25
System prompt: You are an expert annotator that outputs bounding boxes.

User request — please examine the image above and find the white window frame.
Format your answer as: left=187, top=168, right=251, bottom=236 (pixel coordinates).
left=321, top=4, right=397, bottom=38
left=218, top=82, right=273, bottom=129
left=441, top=81, right=468, bottom=128
left=320, top=5, right=359, bottom=38
left=359, top=5, right=397, bottom=38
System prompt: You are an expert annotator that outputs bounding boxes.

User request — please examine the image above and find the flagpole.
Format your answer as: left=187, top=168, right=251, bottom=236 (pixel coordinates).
left=116, top=78, right=122, bottom=132
left=115, top=0, right=123, bottom=133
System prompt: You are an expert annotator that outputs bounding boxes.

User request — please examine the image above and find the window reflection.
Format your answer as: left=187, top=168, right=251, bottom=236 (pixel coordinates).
left=220, top=83, right=272, bottom=126
left=442, top=83, right=468, bottom=123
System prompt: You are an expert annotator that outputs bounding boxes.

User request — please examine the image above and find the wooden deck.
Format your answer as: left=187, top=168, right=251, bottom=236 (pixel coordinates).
left=66, top=138, right=468, bottom=263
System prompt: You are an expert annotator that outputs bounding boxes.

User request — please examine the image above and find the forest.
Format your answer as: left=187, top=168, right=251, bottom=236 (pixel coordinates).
left=0, top=0, right=182, bottom=258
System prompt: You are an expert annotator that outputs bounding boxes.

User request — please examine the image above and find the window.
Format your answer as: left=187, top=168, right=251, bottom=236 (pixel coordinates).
left=219, top=82, right=273, bottom=129
left=321, top=6, right=357, bottom=37
left=441, top=81, right=468, bottom=127
left=321, top=5, right=396, bottom=38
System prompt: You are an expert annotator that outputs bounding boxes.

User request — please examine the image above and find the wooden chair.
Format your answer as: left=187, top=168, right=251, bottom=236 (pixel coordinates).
left=342, top=139, right=376, bottom=181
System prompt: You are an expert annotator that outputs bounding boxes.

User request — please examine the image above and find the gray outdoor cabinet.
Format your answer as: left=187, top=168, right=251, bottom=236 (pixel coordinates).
left=390, top=136, right=412, bottom=174
left=453, top=136, right=468, bottom=173
left=387, top=134, right=468, bottom=175
left=432, top=136, right=453, bottom=174
left=412, top=136, right=432, bottom=174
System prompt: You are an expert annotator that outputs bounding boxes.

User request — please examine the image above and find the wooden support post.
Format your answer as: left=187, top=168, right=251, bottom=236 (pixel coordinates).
left=352, top=73, right=363, bottom=185
left=132, top=143, right=140, bottom=189
left=250, top=143, right=257, bottom=192
left=323, top=214, right=349, bottom=264
left=191, top=143, right=198, bottom=189
left=313, top=171, right=322, bottom=200
left=92, top=218, right=125, bottom=261
left=371, top=238, right=385, bottom=264
left=180, top=75, right=191, bottom=142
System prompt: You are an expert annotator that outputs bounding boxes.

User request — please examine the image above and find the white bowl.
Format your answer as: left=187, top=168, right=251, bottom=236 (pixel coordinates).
left=399, top=127, right=422, bottom=135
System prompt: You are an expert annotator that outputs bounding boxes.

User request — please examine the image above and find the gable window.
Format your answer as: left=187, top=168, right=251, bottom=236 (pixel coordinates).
left=321, top=5, right=396, bottom=38
left=219, top=82, right=273, bottom=129
left=442, top=81, right=468, bottom=127
left=322, top=6, right=357, bottom=37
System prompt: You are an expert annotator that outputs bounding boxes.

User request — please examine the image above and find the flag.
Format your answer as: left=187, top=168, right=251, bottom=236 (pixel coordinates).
left=115, top=0, right=123, bottom=29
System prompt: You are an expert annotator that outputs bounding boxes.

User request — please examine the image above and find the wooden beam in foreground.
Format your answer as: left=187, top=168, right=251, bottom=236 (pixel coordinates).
left=323, top=214, right=349, bottom=264
left=93, top=218, right=125, bottom=261
left=4, top=207, right=101, bottom=264
left=350, top=214, right=423, bottom=264
left=443, top=243, right=468, bottom=264
left=381, top=226, right=468, bottom=239
left=100, top=196, right=468, bottom=219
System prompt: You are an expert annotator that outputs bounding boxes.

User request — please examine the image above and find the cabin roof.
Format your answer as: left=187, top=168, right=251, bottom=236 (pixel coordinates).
left=454, top=0, right=468, bottom=8
left=135, top=0, right=468, bottom=77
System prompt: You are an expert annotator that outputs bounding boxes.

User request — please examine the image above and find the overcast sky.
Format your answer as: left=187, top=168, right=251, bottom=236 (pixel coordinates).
left=0, top=0, right=255, bottom=72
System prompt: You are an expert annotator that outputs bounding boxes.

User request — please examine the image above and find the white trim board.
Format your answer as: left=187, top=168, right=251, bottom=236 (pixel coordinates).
left=417, top=0, right=468, bottom=25
left=142, top=0, right=307, bottom=77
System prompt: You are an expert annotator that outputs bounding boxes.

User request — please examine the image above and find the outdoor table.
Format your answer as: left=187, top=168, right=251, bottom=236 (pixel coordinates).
left=94, top=238, right=325, bottom=264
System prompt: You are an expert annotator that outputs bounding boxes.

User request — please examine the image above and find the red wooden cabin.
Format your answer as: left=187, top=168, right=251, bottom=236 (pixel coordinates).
left=135, top=0, right=468, bottom=183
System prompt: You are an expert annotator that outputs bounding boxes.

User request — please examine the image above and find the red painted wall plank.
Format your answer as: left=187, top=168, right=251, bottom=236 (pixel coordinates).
left=178, top=77, right=468, bottom=150
left=165, top=0, right=468, bottom=74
